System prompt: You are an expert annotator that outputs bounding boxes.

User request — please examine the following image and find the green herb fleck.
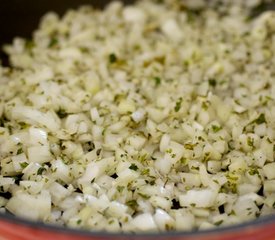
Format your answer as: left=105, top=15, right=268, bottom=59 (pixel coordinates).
left=138, top=193, right=150, bottom=199
left=17, top=148, right=23, bottom=155
left=0, top=117, right=5, bottom=127
left=184, top=143, right=195, bottom=150
left=56, top=109, right=68, bottom=118
left=12, top=175, right=22, bottom=183
left=203, top=152, right=211, bottom=162
left=79, top=47, right=89, bottom=53
left=137, top=154, right=147, bottom=162
left=109, top=53, right=117, bottom=63
left=174, top=97, right=183, bottom=112
left=141, top=168, right=150, bottom=175
left=154, top=77, right=161, bottom=86
left=126, top=200, right=138, bottom=208
left=248, top=167, right=259, bottom=175
left=247, top=137, right=254, bottom=148
left=214, top=220, right=223, bottom=226
left=117, top=186, right=124, bottom=193
left=96, top=149, right=102, bottom=156
left=202, top=101, right=209, bottom=110
left=180, top=157, right=188, bottom=165
left=37, top=167, right=46, bottom=175
left=166, top=148, right=172, bottom=154
left=254, top=113, right=266, bottom=125
left=83, top=141, right=95, bottom=152
left=209, top=79, right=217, bottom=87
left=77, top=219, right=82, bottom=225
left=48, top=37, right=58, bottom=48
left=20, top=162, right=28, bottom=169
left=18, top=122, right=29, bottom=129
left=108, top=219, right=115, bottom=224
left=129, top=164, right=138, bottom=171
left=212, top=125, right=222, bottom=133
left=190, top=166, right=199, bottom=170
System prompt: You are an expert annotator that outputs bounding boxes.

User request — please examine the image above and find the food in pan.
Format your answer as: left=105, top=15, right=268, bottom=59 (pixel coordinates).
left=0, top=0, right=275, bottom=233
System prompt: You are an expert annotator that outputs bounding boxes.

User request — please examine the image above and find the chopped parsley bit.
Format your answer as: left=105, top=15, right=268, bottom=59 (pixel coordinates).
left=77, top=219, right=82, bottom=225
left=248, top=168, right=259, bottom=175
left=12, top=175, right=23, bottom=184
left=0, top=117, right=5, bottom=127
left=17, top=148, right=23, bottom=155
left=265, top=96, right=273, bottom=101
left=56, top=108, right=68, bottom=118
left=229, top=210, right=236, bottom=216
left=213, top=179, right=219, bottom=184
left=48, top=37, right=58, bottom=48
left=37, top=167, right=46, bottom=175
left=18, top=122, right=29, bottom=129
left=108, top=219, right=115, bottom=224
left=137, top=154, right=147, bottom=162
left=203, top=152, right=211, bottom=162
left=198, top=136, right=205, bottom=141
left=174, top=97, right=183, bottom=112
left=180, top=157, right=188, bottom=165
left=212, top=125, right=222, bottom=133
left=117, top=186, right=124, bottom=193
left=79, top=47, right=89, bottom=53
left=154, top=77, right=161, bottom=86
left=141, top=168, right=150, bottom=175
left=209, top=78, right=217, bottom=87
left=247, top=137, right=254, bottom=148
left=129, top=163, right=138, bottom=171
left=184, top=143, right=195, bottom=150
left=96, top=148, right=102, bottom=156
left=228, top=182, right=237, bottom=194
left=214, top=220, right=223, bottom=226
left=138, top=193, right=150, bottom=199
left=202, top=101, right=209, bottom=110
left=250, top=113, right=266, bottom=125
left=183, top=60, right=189, bottom=67
left=109, top=53, right=117, bottom=63
left=126, top=200, right=138, bottom=208
left=166, top=148, right=172, bottom=154
left=83, top=141, right=95, bottom=152
left=20, top=162, right=28, bottom=169
left=225, top=173, right=239, bottom=193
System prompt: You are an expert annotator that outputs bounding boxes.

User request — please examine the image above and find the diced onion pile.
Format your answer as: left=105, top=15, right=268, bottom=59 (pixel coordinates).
left=0, top=0, right=275, bottom=233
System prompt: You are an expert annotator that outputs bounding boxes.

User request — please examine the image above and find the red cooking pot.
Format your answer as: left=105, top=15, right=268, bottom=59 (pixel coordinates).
left=0, top=213, right=275, bottom=240
left=0, top=1, right=275, bottom=239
